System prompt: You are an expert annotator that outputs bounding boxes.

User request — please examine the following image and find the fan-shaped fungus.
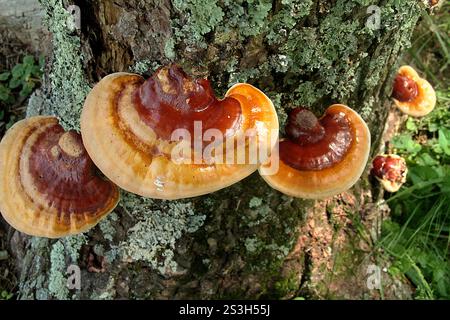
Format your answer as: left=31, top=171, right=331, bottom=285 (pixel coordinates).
left=371, top=154, right=407, bottom=192
left=0, top=116, right=119, bottom=238
left=81, top=65, right=278, bottom=199
left=259, top=105, right=371, bottom=199
left=392, top=66, right=436, bottom=117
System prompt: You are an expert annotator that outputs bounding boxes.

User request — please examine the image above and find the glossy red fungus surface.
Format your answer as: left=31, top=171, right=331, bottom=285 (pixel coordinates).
left=280, top=108, right=353, bottom=171
left=29, top=124, right=117, bottom=217
left=371, top=154, right=407, bottom=185
left=392, top=74, right=419, bottom=102
left=135, top=65, right=242, bottom=141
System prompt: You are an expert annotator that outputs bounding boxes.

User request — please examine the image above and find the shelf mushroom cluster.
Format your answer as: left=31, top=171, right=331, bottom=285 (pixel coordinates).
left=0, top=65, right=280, bottom=237
left=0, top=64, right=376, bottom=238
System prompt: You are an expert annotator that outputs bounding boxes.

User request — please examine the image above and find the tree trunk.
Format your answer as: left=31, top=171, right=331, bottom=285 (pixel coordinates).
left=11, top=0, right=433, bottom=300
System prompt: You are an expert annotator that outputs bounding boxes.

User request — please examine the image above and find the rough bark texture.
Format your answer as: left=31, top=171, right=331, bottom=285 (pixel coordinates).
left=4, top=0, right=436, bottom=299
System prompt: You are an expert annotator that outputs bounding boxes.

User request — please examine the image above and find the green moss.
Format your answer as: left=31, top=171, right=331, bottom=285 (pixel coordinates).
left=267, top=0, right=313, bottom=45
left=130, top=59, right=161, bottom=74
left=173, top=0, right=224, bottom=45
left=36, top=0, right=90, bottom=130
left=118, top=192, right=206, bottom=275
left=360, top=96, right=375, bottom=121
left=245, top=237, right=262, bottom=253
left=235, top=0, right=272, bottom=37
left=90, top=277, right=116, bottom=300
left=293, top=82, right=326, bottom=107
left=243, top=204, right=272, bottom=227
left=223, top=191, right=311, bottom=298
left=99, top=212, right=118, bottom=242
left=64, top=234, right=87, bottom=262
left=249, top=197, right=263, bottom=208
left=48, top=241, right=69, bottom=300
left=164, top=38, right=176, bottom=60
left=273, top=272, right=300, bottom=297
left=47, top=235, right=86, bottom=300
left=168, top=0, right=423, bottom=120
left=93, top=244, right=105, bottom=257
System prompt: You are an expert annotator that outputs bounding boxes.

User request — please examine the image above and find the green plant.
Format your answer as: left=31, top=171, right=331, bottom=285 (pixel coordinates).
left=0, top=54, right=44, bottom=136
left=380, top=87, right=450, bottom=299
left=379, top=1, right=450, bottom=299
left=404, top=2, right=450, bottom=89
left=0, top=55, right=44, bottom=103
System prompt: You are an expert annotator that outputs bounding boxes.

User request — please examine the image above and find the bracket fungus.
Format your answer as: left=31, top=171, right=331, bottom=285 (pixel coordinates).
left=259, top=105, right=371, bottom=199
left=81, top=64, right=278, bottom=199
left=0, top=116, right=119, bottom=238
left=371, top=154, right=407, bottom=193
left=392, top=65, right=436, bottom=117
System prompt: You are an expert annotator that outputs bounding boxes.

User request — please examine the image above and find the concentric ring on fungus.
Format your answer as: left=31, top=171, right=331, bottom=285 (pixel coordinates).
left=0, top=116, right=119, bottom=238
left=259, top=105, right=371, bottom=199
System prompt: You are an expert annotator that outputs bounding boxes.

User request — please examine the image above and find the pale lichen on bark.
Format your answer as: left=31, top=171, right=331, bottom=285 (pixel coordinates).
left=27, top=0, right=90, bottom=130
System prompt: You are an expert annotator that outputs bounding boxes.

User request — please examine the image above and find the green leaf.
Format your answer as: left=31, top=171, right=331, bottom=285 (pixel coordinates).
left=415, top=153, right=438, bottom=166
left=23, top=55, right=35, bottom=65
left=438, top=129, right=450, bottom=156
left=0, top=72, right=10, bottom=81
left=19, top=81, right=35, bottom=97
left=0, top=84, right=11, bottom=102
left=406, top=118, right=418, bottom=132
left=408, top=165, right=440, bottom=185
left=30, top=65, right=42, bottom=77
left=391, top=134, right=422, bottom=155
left=11, top=64, right=25, bottom=79
left=9, top=77, right=21, bottom=89
left=23, top=64, right=33, bottom=81
left=428, top=123, right=439, bottom=132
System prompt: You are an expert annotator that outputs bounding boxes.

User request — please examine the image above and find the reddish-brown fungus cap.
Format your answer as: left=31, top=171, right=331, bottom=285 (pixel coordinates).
left=392, top=66, right=436, bottom=117
left=0, top=116, right=119, bottom=238
left=371, top=154, right=407, bottom=192
left=259, top=104, right=371, bottom=199
left=81, top=65, right=279, bottom=199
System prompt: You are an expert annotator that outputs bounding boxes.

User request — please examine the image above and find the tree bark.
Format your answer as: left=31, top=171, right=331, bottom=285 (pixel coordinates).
left=9, top=0, right=435, bottom=299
